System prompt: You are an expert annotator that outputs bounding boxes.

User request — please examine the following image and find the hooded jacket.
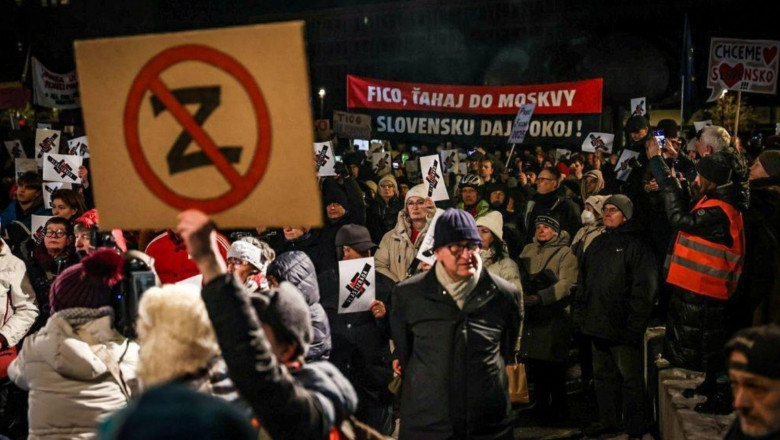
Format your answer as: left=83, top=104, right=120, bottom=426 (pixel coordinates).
left=374, top=210, right=432, bottom=283
left=9, top=308, right=139, bottom=439
left=201, top=275, right=358, bottom=440
left=573, top=220, right=658, bottom=346
left=391, top=266, right=522, bottom=440
left=267, top=251, right=332, bottom=362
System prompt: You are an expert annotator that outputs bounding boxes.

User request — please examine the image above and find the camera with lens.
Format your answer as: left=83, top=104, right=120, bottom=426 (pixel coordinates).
left=89, top=226, right=159, bottom=338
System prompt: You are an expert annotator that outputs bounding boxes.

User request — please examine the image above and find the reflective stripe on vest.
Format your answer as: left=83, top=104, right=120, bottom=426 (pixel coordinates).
left=666, top=197, right=744, bottom=300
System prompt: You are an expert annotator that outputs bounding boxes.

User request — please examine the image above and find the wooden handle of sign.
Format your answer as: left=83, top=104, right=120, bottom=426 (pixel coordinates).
left=506, top=144, right=516, bottom=169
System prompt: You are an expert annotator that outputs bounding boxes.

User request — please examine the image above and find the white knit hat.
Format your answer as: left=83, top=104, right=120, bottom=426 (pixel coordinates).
left=405, top=183, right=429, bottom=203
left=227, top=241, right=263, bottom=271
left=475, top=211, right=504, bottom=241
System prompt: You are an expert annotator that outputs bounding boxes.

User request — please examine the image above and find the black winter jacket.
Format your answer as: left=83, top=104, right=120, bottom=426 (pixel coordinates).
left=573, top=221, right=658, bottom=346
left=268, top=251, right=332, bottom=362
left=366, top=196, right=403, bottom=244
left=390, top=266, right=522, bottom=440
left=201, top=275, right=358, bottom=440
left=318, top=268, right=394, bottom=408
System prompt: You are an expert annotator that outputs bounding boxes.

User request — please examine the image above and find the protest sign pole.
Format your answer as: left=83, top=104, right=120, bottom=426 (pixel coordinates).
left=505, top=143, right=516, bottom=169
left=736, top=91, right=741, bottom=134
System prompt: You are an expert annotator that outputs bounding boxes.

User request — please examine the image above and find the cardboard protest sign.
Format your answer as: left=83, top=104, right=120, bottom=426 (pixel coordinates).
left=338, top=257, right=376, bottom=314
left=693, top=120, right=712, bottom=132
left=31, top=215, right=53, bottom=243
left=67, top=136, right=90, bottom=158
left=347, top=75, right=602, bottom=146
left=35, top=129, right=61, bottom=162
left=352, top=139, right=369, bottom=151
left=582, top=132, right=614, bottom=154
left=708, top=38, right=780, bottom=94
left=313, top=141, right=336, bottom=177
left=555, top=149, right=572, bottom=160
left=371, top=151, right=392, bottom=176
left=615, top=150, right=640, bottom=182
left=508, top=103, right=535, bottom=144
left=14, top=158, right=38, bottom=183
left=440, top=149, right=460, bottom=174
left=4, top=140, right=25, bottom=159
left=32, top=57, right=81, bottom=109
left=333, top=110, right=372, bottom=139
left=43, top=153, right=82, bottom=184
left=75, top=22, right=321, bottom=229
left=43, top=182, right=73, bottom=209
left=416, top=208, right=445, bottom=265
left=707, top=37, right=780, bottom=95
left=313, top=119, right=330, bottom=141
left=419, top=155, right=449, bottom=201
left=630, top=97, right=646, bottom=117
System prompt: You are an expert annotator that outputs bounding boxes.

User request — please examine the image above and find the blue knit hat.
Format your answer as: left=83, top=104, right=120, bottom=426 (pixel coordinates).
left=433, top=208, right=482, bottom=250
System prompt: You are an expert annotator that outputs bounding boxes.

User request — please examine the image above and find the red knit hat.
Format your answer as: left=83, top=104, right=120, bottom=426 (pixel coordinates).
left=49, top=249, right=124, bottom=312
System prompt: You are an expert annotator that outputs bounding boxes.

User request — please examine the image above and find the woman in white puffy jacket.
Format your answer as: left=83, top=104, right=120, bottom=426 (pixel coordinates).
left=9, top=249, right=138, bottom=439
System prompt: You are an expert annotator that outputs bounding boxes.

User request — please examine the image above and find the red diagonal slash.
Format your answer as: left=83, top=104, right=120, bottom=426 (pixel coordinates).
left=146, top=76, right=245, bottom=189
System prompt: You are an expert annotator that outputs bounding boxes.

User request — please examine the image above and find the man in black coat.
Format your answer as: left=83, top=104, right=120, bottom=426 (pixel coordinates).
left=391, top=208, right=522, bottom=440
left=317, top=224, right=395, bottom=435
left=573, top=195, right=657, bottom=439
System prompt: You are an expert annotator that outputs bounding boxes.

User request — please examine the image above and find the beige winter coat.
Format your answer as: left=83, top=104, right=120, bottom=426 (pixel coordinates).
left=375, top=210, right=432, bottom=283
left=518, top=232, right=578, bottom=305
left=480, top=248, right=524, bottom=294
left=9, top=308, right=139, bottom=440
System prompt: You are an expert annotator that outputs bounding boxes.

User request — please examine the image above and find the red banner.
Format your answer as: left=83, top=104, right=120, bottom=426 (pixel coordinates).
left=347, top=75, right=602, bottom=116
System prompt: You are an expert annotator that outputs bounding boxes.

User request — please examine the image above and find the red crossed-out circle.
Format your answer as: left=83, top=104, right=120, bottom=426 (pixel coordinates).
left=124, top=44, right=272, bottom=213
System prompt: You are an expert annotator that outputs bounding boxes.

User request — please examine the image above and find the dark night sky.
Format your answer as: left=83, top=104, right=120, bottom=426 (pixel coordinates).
left=2, top=0, right=779, bottom=114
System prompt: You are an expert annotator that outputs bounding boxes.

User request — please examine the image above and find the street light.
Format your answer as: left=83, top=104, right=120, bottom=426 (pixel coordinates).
left=318, top=88, right=326, bottom=119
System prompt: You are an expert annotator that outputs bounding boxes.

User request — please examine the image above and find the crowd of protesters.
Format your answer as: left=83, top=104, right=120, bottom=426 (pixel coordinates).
left=0, top=113, right=779, bottom=440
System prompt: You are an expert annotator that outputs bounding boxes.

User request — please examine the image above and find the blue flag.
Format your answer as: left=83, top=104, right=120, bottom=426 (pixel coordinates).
left=680, top=13, right=697, bottom=123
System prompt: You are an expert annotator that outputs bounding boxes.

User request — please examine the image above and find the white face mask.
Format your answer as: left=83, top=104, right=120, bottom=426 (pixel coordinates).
left=581, top=210, right=597, bottom=226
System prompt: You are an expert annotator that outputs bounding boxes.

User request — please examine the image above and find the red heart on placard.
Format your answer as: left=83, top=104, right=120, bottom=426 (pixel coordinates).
left=718, top=62, right=745, bottom=88
left=763, top=46, right=778, bottom=65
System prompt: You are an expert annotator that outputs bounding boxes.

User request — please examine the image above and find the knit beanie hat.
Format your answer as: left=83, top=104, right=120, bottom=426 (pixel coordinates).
left=725, top=324, right=780, bottom=380
left=378, top=174, right=399, bottom=194
left=534, top=214, right=561, bottom=234
left=405, top=183, right=429, bottom=204
left=604, top=194, right=634, bottom=220
left=49, top=248, right=124, bottom=312
left=585, top=195, right=610, bottom=216
left=250, top=281, right=313, bottom=358
left=432, top=208, right=482, bottom=250
left=363, top=180, right=378, bottom=196
left=323, top=185, right=348, bottom=208
left=697, top=155, right=732, bottom=185
left=227, top=241, right=263, bottom=271
left=758, top=150, right=780, bottom=178
left=475, top=211, right=504, bottom=241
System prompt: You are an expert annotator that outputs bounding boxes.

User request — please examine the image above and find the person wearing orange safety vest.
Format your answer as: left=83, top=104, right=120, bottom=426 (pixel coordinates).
left=648, top=140, right=746, bottom=415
